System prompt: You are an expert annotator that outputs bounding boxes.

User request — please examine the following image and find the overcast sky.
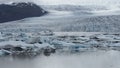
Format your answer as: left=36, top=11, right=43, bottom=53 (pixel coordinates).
left=0, top=0, right=120, bottom=5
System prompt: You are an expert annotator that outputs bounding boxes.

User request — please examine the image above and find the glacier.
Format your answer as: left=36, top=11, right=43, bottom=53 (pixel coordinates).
left=0, top=5, right=120, bottom=32
left=0, top=1, right=120, bottom=68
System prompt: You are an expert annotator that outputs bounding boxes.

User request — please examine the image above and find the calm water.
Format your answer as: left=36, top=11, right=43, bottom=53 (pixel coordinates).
left=0, top=51, right=120, bottom=68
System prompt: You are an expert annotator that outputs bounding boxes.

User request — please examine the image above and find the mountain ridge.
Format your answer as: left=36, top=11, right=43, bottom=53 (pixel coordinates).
left=0, top=2, right=47, bottom=23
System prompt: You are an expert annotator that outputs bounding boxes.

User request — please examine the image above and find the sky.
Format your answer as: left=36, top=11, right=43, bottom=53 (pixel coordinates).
left=0, top=0, right=120, bottom=5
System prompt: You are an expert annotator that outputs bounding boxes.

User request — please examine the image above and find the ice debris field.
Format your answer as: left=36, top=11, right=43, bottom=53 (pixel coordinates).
left=0, top=31, right=120, bottom=58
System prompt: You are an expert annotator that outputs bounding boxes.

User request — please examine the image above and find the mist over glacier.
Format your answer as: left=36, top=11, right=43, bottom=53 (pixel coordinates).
left=1, top=0, right=120, bottom=5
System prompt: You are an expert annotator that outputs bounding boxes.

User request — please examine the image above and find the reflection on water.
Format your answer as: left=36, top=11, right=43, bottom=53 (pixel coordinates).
left=0, top=50, right=120, bottom=68
left=0, top=57, right=35, bottom=68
